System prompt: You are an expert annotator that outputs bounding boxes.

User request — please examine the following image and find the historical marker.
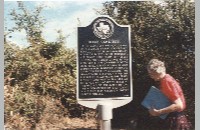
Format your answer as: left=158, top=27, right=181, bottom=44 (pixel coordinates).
left=77, top=16, right=132, bottom=108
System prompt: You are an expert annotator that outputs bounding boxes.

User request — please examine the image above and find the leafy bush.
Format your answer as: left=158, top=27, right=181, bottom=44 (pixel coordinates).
left=4, top=2, right=94, bottom=129
left=102, top=1, right=195, bottom=129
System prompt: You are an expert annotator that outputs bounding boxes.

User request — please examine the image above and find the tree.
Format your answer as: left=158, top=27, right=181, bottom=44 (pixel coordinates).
left=9, top=1, right=46, bottom=45
left=101, top=1, right=195, bottom=129
left=4, top=2, right=92, bottom=129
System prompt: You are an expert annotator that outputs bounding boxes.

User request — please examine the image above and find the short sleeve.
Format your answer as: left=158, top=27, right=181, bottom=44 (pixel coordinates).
left=161, top=77, right=180, bottom=102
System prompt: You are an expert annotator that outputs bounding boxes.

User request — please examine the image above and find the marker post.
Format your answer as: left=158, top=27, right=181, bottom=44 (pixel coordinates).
left=97, top=103, right=113, bottom=130
left=77, top=16, right=132, bottom=130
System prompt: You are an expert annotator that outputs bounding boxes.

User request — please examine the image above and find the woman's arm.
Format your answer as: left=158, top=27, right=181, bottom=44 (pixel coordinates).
left=149, top=98, right=183, bottom=116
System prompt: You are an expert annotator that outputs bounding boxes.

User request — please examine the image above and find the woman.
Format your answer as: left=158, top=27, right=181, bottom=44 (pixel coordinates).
left=147, top=59, right=192, bottom=130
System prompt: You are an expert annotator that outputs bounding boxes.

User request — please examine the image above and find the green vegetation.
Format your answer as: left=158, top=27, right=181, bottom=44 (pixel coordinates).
left=102, top=0, right=195, bottom=129
left=4, top=2, right=94, bottom=129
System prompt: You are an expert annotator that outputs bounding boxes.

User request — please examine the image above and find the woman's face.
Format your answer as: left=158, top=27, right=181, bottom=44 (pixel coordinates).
left=148, top=70, right=162, bottom=81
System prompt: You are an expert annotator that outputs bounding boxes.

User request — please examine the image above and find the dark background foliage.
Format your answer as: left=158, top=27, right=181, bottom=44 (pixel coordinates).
left=4, top=1, right=194, bottom=129
left=101, top=0, right=195, bottom=129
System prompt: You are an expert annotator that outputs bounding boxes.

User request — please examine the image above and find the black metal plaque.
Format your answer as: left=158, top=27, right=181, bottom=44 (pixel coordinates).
left=78, top=16, right=131, bottom=99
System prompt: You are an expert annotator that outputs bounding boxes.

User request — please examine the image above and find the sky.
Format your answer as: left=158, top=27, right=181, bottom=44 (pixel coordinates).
left=4, top=1, right=107, bottom=49
left=4, top=0, right=175, bottom=49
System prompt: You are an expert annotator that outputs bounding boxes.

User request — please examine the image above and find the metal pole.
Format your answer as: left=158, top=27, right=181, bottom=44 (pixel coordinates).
left=100, top=120, right=111, bottom=130
left=97, top=104, right=113, bottom=130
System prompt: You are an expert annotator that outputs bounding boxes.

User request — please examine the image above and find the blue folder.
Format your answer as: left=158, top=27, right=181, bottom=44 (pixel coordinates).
left=141, top=86, right=171, bottom=119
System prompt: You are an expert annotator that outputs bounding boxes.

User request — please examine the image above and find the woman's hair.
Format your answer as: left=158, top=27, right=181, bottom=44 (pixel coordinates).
left=147, top=59, right=166, bottom=74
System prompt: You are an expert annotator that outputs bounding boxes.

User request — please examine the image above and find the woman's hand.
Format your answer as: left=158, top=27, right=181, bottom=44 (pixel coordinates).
left=149, top=98, right=183, bottom=117
left=149, top=108, right=161, bottom=116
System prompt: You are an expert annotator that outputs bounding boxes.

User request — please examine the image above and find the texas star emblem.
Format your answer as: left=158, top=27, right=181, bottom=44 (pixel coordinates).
left=93, top=18, right=114, bottom=39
